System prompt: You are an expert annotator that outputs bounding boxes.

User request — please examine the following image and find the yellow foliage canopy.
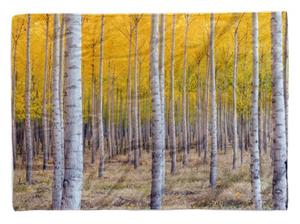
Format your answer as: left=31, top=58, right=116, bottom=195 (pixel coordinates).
left=12, top=13, right=285, bottom=121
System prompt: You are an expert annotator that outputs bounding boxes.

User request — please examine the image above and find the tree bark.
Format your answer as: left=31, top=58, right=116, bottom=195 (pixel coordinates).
left=111, top=74, right=116, bottom=156
left=209, top=13, right=218, bottom=188
left=169, top=14, right=177, bottom=175
left=127, top=21, right=133, bottom=164
left=42, top=15, right=49, bottom=170
left=223, top=102, right=228, bottom=154
left=159, top=14, right=166, bottom=191
left=98, top=15, right=105, bottom=177
left=271, top=12, right=287, bottom=210
left=182, top=14, right=189, bottom=166
left=196, top=59, right=202, bottom=157
left=52, top=14, right=64, bottom=210
left=91, top=43, right=97, bottom=164
left=25, top=14, right=33, bottom=185
left=232, top=20, right=239, bottom=170
left=133, top=17, right=140, bottom=169
left=107, top=62, right=112, bottom=159
left=150, top=14, right=164, bottom=209
left=204, top=55, right=210, bottom=162
left=283, top=13, right=289, bottom=149
left=250, top=13, right=263, bottom=209
left=59, top=15, right=65, bottom=161
left=61, top=14, right=83, bottom=210
left=138, top=62, right=143, bottom=158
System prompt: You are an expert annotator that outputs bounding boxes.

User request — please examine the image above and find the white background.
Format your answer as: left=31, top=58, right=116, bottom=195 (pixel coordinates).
left=0, top=0, right=299, bottom=223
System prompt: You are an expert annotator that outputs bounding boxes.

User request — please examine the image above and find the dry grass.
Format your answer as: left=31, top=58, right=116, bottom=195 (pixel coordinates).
left=13, top=148, right=273, bottom=210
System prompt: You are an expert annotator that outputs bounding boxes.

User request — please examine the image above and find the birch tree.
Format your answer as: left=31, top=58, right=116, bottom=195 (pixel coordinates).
left=91, top=39, right=97, bottom=164
left=204, top=55, right=210, bottom=162
left=159, top=14, right=166, bottom=189
left=127, top=21, right=133, bottom=163
left=98, top=15, right=105, bottom=177
left=169, top=14, right=177, bottom=175
left=271, top=11, right=287, bottom=210
left=52, top=14, right=64, bottom=210
left=25, top=14, right=33, bottom=185
left=182, top=14, right=189, bottom=166
left=59, top=15, right=65, bottom=160
left=42, top=15, right=49, bottom=170
left=196, top=54, right=202, bottom=157
left=133, top=15, right=141, bottom=169
left=232, top=18, right=239, bottom=170
left=209, top=13, right=218, bottom=188
left=150, top=14, right=164, bottom=209
left=111, top=72, right=116, bottom=156
left=107, top=62, right=112, bottom=159
left=250, top=12, right=263, bottom=209
left=61, top=14, right=83, bottom=210
left=283, top=14, right=288, bottom=148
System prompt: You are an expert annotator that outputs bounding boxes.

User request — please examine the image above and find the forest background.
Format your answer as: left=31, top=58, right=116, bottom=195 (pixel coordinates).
left=1, top=1, right=299, bottom=223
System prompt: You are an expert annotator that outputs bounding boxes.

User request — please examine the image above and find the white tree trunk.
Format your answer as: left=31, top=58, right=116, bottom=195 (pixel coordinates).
left=133, top=17, right=139, bottom=169
left=271, top=12, right=287, bottom=210
left=52, top=14, right=64, bottom=210
left=61, top=14, right=83, bottom=210
left=98, top=15, right=105, bottom=177
left=59, top=15, right=65, bottom=161
left=159, top=14, right=166, bottom=191
left=232, top=20, right=238, bottom=170
left=204, top=56, right=210, bottom=162
left=196, top=60, right=202, bottom=157
left=111, top=75, right=116, bottom=156
left=42, top=15, right=49, bottom=170
left=250, top=12, right=263, bottom=209
left=169, top=14, right=177, bottom=175
left=25, top=14, right=33, bottom=185
left=182, top=15, right=189, bottom=166
left=137, top=63, right=143, bottom=158
left=150, top=14, right=164, bottom=209
left=283, top=14, right=289, bottom=149
left=91, top=46, right=97, bottom=164
left=127, top=22, right=133, bottom=164
left=209, top=13, right=218, bottom=188
left=107, top=63, right=112, bottom=159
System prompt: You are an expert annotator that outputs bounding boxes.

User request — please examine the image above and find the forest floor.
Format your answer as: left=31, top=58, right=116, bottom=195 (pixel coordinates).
left=13, top=147, right=273, bottom=210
